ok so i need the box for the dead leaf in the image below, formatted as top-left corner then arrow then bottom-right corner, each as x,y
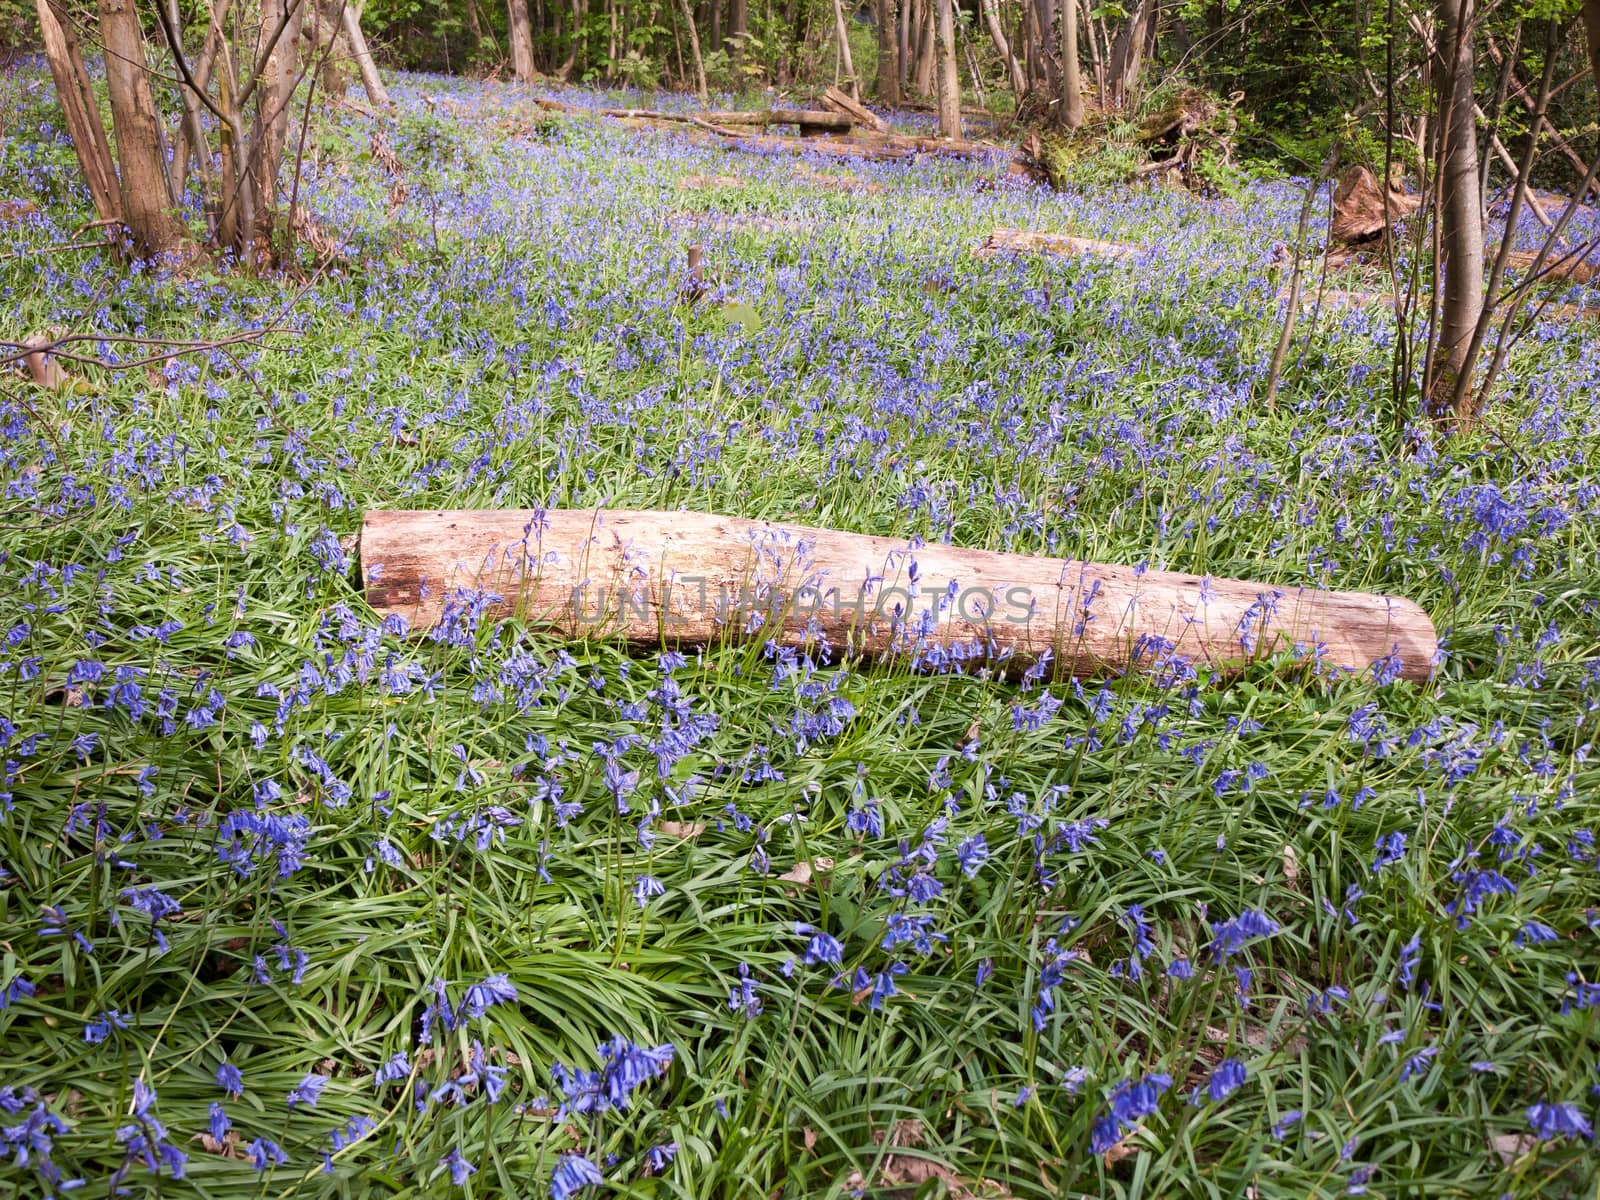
194,1129 -> 248,1159
1491,1132 -> 1536,1166
1281,844 -> 1300,888
658,820 -> 707,839
802,1126 -> 817,1152
889,1118 -> 924,1148
778,856 -> 833,886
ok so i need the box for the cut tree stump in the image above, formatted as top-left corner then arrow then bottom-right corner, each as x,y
359,509 -> 1437,682
1330,165 -> 1421,245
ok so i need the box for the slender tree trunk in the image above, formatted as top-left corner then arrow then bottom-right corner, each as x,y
98,0 -> 187,254
877,0 -> 900,103
1429,0 -> 1484,425
252,0 -> 305,244
1060,0 -> 1084,127
934,0 -> 959,136
709,0 -> 721,51
897,0 -> 911,92
34,0 -> 122,228
1584,0 -> 1600,94
914,0 -> 935,94
344,1 -> 392,104
171,6 -> 223,200
508,0 -> 536,79
1107,0 -> 1153,106
677,0 -> 708,98
1031,0 -> 1058,99
1083,0 -> 1105,103
832,0 -> 858,100
980,0 -> 1025,97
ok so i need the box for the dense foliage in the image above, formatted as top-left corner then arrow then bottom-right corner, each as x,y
2,61 -> 1600,1198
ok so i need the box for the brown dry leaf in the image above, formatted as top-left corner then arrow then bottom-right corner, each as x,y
1281,844 -> 1300,888
802,1126 -> 817,1153
195,1129 -> 248,1159
778,856 -> 833,886
658,820 -> 707,839
1491,1132 -> 1536,1166
960,716 -> 981,746
888,1118 -> 925,1148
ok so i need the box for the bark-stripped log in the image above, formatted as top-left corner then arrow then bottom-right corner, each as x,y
360,509 -> 1437,683
973,228 -> 1143,260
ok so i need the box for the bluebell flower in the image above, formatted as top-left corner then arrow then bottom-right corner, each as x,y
644,1141 -> 678,1174
1371,831 -> 1407,873
1207,909 -> 1280,959
248,1137 -> 287,1172
1204,1058 -> 1246,1102
728,963 -> 762,1019
287,1073 -> 328,1108
462,973 -> 519,1018
216,1061 -> 244,1098
373,1051 -> 412,1089
1399,1046 -> 1437,1081
550,1151 -> 604,1199
440,1147 -> 477,1185
1272,1111 -> 1302,1140
1526,1102 -> 1594,1141
632,874 -> 665,908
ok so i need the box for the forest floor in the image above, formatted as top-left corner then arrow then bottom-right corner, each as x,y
2,66 -> 1599,1199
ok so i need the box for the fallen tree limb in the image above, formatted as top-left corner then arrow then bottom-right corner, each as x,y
972,228 -> 1142,260
1282,286 -> 1598,324
818,85 -> 892,134
359,509 -> 1437,683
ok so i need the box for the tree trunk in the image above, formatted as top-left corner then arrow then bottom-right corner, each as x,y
34,0 -> 122,228
677,0 -> 709,98
98,0 -> 186,254
730,0 -> 747,51
709,0 -> 721,51
877,0 -> 899,104
1583,0 -> 1600,95
897,0 -> 911,93
979,0 -> 1025,98
913,0 -> 935,94
252,0 -> 305,244
508,0 -> 536,79
171,2 -> 223,200
359,508 -> 1439,683
1107,0 -> 1154,106
343,1 -> 392,105
934,0 -> 959,136
1429,0 -> 1484,425
1060,0 -> 1084,127
832,0 -> 858,100
1030,0 -> 1058,99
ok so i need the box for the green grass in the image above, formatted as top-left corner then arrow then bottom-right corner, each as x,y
0,64 -> 1597,1200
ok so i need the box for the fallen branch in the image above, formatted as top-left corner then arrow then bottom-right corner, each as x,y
818,85 -> 892,134
972,228 -> 1142,260
359,508 -> 1437,683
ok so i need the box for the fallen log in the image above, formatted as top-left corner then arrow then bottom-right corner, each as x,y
359,509 -> 1436,683
531,97 -> 853,133
818,85 -> 892,134
1284,286 -> 1599,324
1501,246 -> 1597,286
973,228 -> 1142,260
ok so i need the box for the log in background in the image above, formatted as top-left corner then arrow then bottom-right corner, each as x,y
360,509 -> 1437,682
